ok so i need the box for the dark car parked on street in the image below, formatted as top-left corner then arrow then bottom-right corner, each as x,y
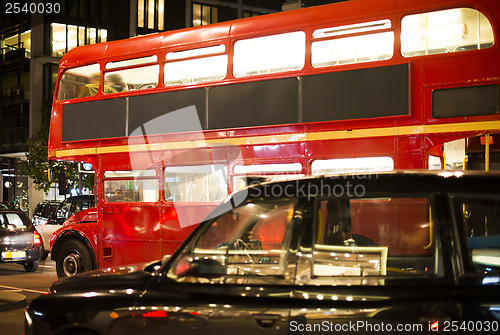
1,209 -> 42,272
32,201 -> 62,226
25,172 -> 500,334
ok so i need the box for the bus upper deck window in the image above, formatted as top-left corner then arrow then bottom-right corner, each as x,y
164,45 -> 227,86
105,55 -> 157,70
104,65 -> 159,92
57,63 -> 100,101
104,56 -> 159,93
233,31 -> 305,78
311,19 -> 394,68
401,8 -> 494,57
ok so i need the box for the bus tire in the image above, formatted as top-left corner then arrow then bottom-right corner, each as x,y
56,239 -> 93,278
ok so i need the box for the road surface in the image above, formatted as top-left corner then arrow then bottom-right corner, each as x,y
0,260 -> 58,335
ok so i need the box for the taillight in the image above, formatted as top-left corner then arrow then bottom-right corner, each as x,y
142,310 -> 168,318
34,230 -> 42,245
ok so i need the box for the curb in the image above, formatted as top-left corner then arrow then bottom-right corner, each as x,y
0,291 -> 27,312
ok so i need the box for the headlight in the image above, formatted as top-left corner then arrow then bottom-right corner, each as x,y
25,310 -> 32,326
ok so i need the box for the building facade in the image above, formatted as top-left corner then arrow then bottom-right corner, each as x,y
0,0 -> 285,214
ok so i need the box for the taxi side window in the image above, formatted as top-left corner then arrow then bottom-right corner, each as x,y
172,200 -> 296,283
454,197 -> 500,272
301,197 -> 437,285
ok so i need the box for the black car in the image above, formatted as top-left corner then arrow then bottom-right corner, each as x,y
32,195 -> 95,226
26,172 -> 500,334
32,201 -> 61,226
55,195 -> 95,221
1,209 -> 42,272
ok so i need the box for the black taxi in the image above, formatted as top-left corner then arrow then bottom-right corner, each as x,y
26,172 -> 500,334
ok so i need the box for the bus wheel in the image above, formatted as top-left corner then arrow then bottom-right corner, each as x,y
56,239 -> 93,278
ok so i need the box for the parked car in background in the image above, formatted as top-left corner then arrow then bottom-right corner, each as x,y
33,195 -> 94,260
0,209 -> 42,272
32,201 -> 61,226
0,202 -> 22,211
25,172 -> 500,334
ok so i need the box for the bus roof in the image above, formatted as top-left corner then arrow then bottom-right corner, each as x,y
58,0 -> 498,70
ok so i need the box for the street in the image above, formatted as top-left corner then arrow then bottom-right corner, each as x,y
0,260 -> 58,335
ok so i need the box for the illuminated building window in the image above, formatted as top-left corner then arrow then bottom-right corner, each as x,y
138,0 -> 144,27
193,3 -> 218,27
51,23 -> 107,57
401,8 -> 494,57
138,0 -> 165,30
1,30 -> 31,58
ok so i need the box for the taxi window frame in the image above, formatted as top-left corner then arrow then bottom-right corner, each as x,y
165,197 -> 303,284
449,193 -> 500,276
298,192 -> 447,285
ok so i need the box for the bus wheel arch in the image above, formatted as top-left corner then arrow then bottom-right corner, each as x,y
52,233 -> 97,278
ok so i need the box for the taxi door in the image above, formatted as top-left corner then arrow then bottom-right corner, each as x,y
290,195 -> 462,334
134,199 -> 305,335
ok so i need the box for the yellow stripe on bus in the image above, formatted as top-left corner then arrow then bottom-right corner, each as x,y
52,120 -> 500,159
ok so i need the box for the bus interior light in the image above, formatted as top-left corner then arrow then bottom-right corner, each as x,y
402,24 -> 466,42
312,31 -> 394,67
166,44 -> 226,61
313,19 -> 392,39
233,163 -> 303,175
106,55 -> 158,70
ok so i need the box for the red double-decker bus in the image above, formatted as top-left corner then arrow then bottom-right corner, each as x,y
49,0 -> 500,277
